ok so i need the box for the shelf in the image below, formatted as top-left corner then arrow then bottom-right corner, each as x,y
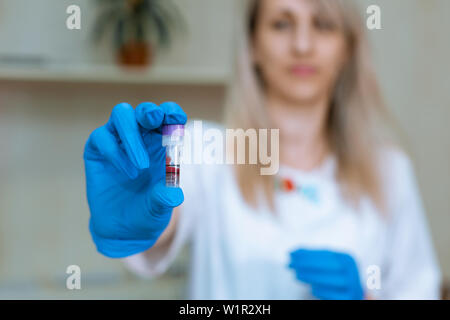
0,64 -> 230,85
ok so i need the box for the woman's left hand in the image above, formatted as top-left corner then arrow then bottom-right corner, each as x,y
288,249 -> 365,300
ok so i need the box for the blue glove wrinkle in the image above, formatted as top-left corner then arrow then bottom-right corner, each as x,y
89,220 -> 155,258
108,103 -> 149,169
289,249 -> 343,272
311,284 -> 348,300
293,268 -> 350,288
160,101 -> 188,124
136,102 -> 165,130
146,184 -> 184,219
87,126 -> 139,179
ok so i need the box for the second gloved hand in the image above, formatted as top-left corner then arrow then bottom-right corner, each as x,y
288,248 -> 365,300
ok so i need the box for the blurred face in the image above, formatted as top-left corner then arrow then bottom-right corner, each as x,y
252,0 -> 348,105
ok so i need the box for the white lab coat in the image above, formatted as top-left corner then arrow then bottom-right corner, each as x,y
123,121 -> 441,299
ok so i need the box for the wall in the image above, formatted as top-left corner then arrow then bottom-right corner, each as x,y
361,0 -> 450,278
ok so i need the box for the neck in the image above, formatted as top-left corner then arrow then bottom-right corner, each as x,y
266,92 -> 330,171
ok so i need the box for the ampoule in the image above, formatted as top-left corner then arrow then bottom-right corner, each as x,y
162,124 -> 185,187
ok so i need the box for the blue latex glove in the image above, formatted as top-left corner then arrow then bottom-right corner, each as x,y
83,101 -> 187,258
288,249 -> 364,300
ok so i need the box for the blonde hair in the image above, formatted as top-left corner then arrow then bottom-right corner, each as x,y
224,0 -> 399,213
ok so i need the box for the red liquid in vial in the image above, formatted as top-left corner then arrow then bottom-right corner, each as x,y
165,155 -> 180,187
166,165 -> 180,187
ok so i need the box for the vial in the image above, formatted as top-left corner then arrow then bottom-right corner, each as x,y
162,124 -> 184,188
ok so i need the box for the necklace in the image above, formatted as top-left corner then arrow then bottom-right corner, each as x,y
274,176 -> 320,204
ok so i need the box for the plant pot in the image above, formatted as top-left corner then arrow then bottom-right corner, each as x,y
118,41 -> 153,67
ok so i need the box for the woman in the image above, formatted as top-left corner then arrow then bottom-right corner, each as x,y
83,0 -> 441,299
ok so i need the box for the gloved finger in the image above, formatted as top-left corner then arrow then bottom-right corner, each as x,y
87,126 -> 139,179
146,183 -> 184,217
135,102 -> 165,130
292,268 -> 349,288
289,249 -> 343,272
160,101 -> 188,125
135,102 -> 166,166
310,284 -> 349,300
107,102 -> 150,170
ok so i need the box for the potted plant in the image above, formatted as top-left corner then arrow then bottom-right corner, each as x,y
92,0 -> 184,67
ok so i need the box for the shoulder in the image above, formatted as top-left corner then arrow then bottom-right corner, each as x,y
377,146 -> 415,183
376,146 -> 424,220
